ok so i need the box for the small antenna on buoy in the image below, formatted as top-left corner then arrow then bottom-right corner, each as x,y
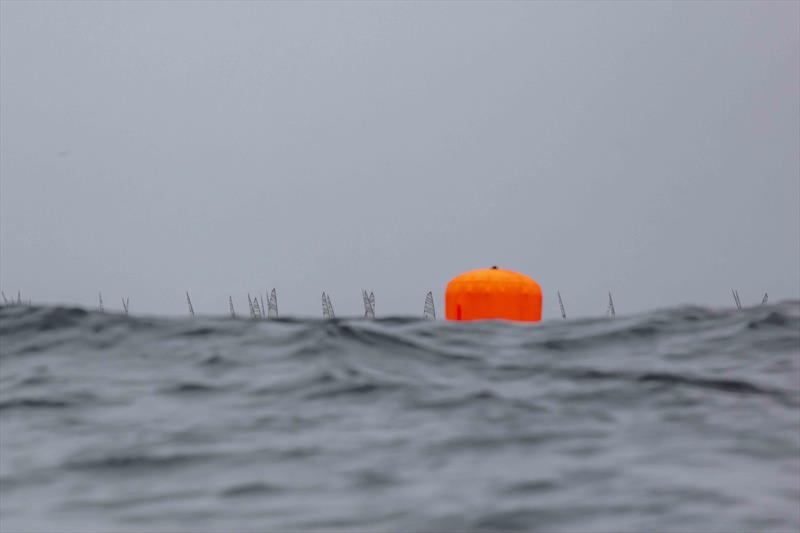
268,289 -> 278,319
322,292 -> 335,319
186,291 -> 195,317
98,292 -> 104,312
122,297 -> 129,315
761,292 -> 768,306
247,294 -> 255,319
362,289 -> 375,318
557,290 -> 566,319
606,292 -> 615,319
252,295 -> 263,318
732,289 -> 742,310
229,296 -> 236,318
424,291 -> 436,320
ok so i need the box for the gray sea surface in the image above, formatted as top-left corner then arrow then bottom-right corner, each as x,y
1,302 -> 798,532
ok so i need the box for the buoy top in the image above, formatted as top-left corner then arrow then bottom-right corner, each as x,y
445,267 -> 542,322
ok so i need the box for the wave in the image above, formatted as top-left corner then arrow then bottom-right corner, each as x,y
63,451 -> 220,472
0,397 -> 73,411
1,300 -> 797,348
1,301 -> 797,411
1,301 -> 798,532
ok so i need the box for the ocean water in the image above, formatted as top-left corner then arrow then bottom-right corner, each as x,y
1,302 -> 798,532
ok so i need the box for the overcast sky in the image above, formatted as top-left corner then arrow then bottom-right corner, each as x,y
1,1 -> 798,319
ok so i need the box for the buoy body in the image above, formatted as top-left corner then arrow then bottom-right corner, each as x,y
445,268 -> 542,322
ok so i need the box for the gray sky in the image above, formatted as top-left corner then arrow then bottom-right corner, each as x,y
1,1 -> 798,318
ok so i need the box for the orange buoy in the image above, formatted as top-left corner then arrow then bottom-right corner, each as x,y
445,267 -> 542,322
